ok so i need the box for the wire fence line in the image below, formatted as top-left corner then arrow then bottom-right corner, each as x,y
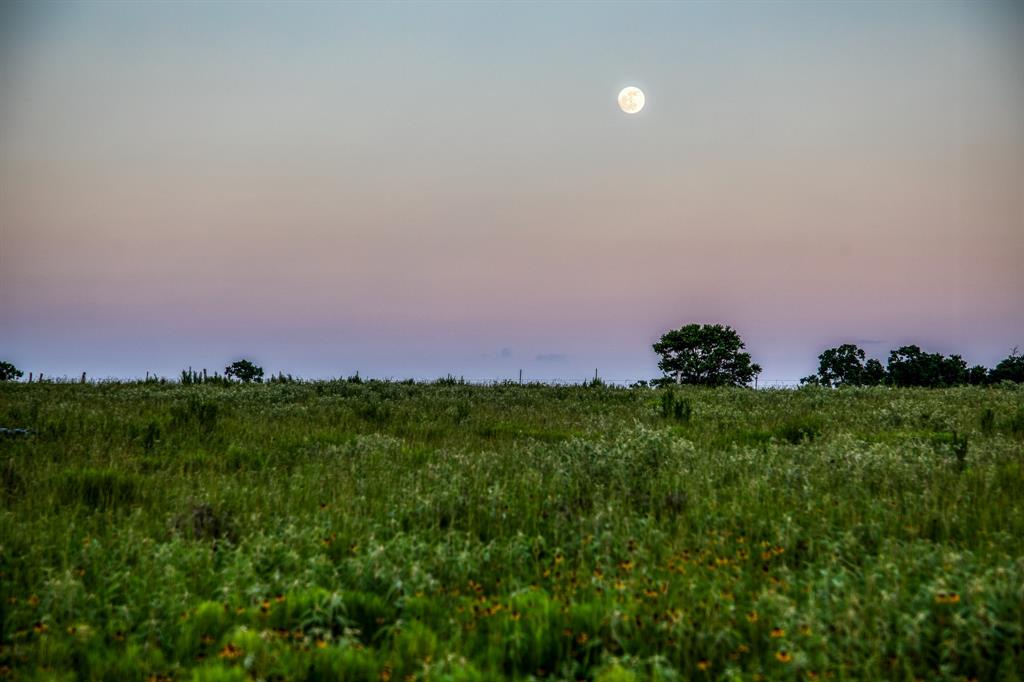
12,371 -> 807,388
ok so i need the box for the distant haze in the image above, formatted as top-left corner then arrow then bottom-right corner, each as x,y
2,1 -> 1022,382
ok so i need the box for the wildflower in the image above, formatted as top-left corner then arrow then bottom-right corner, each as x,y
697,660 -> 710,671
614,580 -> 626,591
218,643 -> 243,660
800,624 -> 812,636
235,607 -> 245,615
28,595 -> 40,606
113,630 -> 125,641
771,627 -> 786,638
316,639 -> 327,649
200,634 -> 214,645
746,611 -> 759,623
562,628 -> 573,638
380,666 -> 392,681
776,650 -> 793,663
554,553 -> 564,565
260,599 -> 271,613
737,644 -> 750,654
576,632 -> 589,645
510,610 -> 521,621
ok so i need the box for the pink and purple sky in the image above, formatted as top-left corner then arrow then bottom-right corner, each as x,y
1,1 -> 1022,382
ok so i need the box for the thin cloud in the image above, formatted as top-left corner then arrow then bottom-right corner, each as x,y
535,353 -> 568,363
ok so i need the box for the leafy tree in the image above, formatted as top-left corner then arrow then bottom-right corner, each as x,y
939,354 -> 968,386
966,365 -> 989,385
864,359 -> 886,385
224,359 -> 264,384
886,346 -> 940,387
815,344 -> 866,387
802,344 -> 885,387
886,345 -> 969,387
0,361 -> 24,382
990,348 -> 1024,384
652,323 -> 761,387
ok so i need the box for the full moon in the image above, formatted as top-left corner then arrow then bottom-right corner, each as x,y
618,86 -> 645,114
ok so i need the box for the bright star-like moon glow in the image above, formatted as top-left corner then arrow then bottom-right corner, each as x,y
618,86 -> 645,114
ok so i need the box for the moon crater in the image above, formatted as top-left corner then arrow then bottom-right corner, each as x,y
618,86 -> 645,114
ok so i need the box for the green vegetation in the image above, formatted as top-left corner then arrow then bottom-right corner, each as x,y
2,381 -> 1023,680
801,345 -> 1023,388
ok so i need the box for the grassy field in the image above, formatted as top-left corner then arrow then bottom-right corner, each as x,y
1,381 -> 1023,681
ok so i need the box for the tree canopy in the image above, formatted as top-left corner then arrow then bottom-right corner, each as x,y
652,324 -> 761,387
224,359 -> 264,383
0,361 -> 23,382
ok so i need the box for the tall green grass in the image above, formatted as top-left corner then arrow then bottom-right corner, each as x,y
1,382 -> 1022,680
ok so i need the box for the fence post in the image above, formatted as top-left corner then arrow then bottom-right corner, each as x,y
28,372 -> 32,383
81,372 -> 86,384
519,369 -> 522,385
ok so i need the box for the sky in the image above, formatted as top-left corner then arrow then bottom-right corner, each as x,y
1,1 -> 1022,383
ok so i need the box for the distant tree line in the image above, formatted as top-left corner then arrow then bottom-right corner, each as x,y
651,323 -> 1023,388
3,332 -> 1024,388
800,344 -> 1024,387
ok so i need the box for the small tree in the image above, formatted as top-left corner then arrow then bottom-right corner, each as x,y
225,359 -> 264,384
887,346 -> 938,387
815,344 -> 866,387
802,344 -> 886,387
863,359 -> 886,385
0,361 -> 24,382
966,365 -> 989,385
939,354 -> 968,386
885,345 -> 970,387
990,348 -> 1024,384
652,323 -> 761,387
